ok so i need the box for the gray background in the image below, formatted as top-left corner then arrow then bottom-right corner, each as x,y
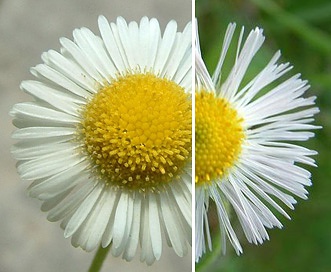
0,0 -> 192,271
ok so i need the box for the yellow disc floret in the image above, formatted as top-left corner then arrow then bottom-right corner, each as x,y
195,90 -> 244,186
79,73 -> 191,192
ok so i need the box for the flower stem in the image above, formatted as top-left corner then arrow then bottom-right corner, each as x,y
196,232 -> 222,272
88,245 -> 110,272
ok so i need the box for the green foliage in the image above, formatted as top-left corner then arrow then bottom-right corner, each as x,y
196,0 -> 331,271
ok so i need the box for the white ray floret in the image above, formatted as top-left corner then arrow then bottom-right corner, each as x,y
195,22 -> 319,261
11,16 -> 192,265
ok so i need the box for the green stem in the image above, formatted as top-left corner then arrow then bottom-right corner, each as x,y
196,233 -> 222,272
88,245 -> 110,272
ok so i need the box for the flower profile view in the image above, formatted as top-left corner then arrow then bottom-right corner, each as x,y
11,16 -> 192,265
195,23 -> 319,261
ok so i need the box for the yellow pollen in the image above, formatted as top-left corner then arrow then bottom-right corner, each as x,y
79,73 -> 191,191
195,90 -> 245,186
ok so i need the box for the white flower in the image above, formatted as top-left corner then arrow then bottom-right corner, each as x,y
11,16 -> 192,265
195,23 -> 319,261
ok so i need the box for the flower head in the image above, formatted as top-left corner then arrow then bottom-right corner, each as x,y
195,23 -> 319,261
11,16 -> 192,265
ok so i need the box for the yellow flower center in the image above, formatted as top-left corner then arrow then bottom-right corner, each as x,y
79,73 -> 191,192
195,90 -> 244,186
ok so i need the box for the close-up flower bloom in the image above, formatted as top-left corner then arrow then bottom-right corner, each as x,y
195,23 -> 319,261
11,16 -> 192,265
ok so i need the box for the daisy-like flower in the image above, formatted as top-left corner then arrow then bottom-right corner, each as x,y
11,16 -> 192,265
195,23 -> 319,261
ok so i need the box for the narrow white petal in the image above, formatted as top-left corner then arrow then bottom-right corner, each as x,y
146,18 -> 160,69
137,17 -> 150,69
73,28 -> 117,80
101,191 -> 120,247
17,148 -> 83,180
21,80 -> 82,116
28,160 -> 89,199
60,36 -> 104,82
70,189 -> 111,250
163,22 -> 192,81
212,23 -> 236,85
85,189 -> 114,251
148,193 -> 162,260
140,198 -> 155,264
12,142 -> 73,160
40,189 -> 72,213
170,181 -> 192,227
98,15 -> 126,72
46,180 -> 95,221
12,126 -> 75,140
221,27 -> 265,101
159,192 -> 186,257
128,21 -> 140,68
240,161 -> 297,209
173,50 -> 192,87
195,51 -> 215,92
153,20 -> 177,74
112,191 -> 129,249
235,167 -> 291,219
11,102 -> 79,126
64,183 -> 103,238
44,50 -> 98,93
210,185 -> 243,254
31,64 -> 92,98
123,193 -> 142,261
195,187 -> 208,261
116,17 -> 136,70
111,193 -> 134,257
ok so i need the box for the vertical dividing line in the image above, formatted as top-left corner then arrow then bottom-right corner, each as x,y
191,1 -> 196,271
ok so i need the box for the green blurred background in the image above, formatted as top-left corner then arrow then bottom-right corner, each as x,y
196,0 -> 331,271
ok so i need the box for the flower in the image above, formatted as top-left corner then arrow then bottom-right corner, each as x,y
11,16 -> 192,265
195,23 -> 319,261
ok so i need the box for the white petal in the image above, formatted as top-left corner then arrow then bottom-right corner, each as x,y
148,193 -> 162,260
98,15 -> 126,72
11,102 -> 79,126
153,20 -> 177,74
170,181 -> 191,227
140,198 -> 155,264
60,36 -> 104,82
112,192 -> 134,257
43,50 -> 98,93
28,160 -> 89,199
159,192 -> 186,257
221,27 -> 265,101
210,185 -> 243,254
137,17 -> 150,69
20,80 -> 82,116
116,17 -> 135,70
46,179 -> 94,221
146,18 -> 161,69
101,190 -> 120,248
162,22 -> 191,81
82,189 -> 113,251
73,28 -> 117,80
122,193 -> 142,261
31,64 -> 91,98
12,127 -> 75,140
40,189 -> 73,213
17,148 -> 83,180
64,183 -> 103,238
12,142 -> 72,160
112,191 -> 129,249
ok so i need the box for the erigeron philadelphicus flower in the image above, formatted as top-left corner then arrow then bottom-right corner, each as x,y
195,23 -> 319,261
11,16 -> 192,265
